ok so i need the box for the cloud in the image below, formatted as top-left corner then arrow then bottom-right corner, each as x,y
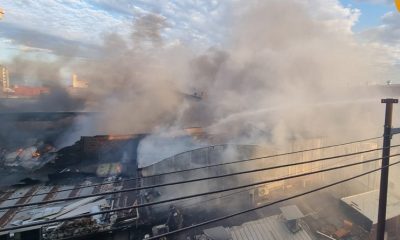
0,0 -> 363,57
1,0 -> 396,85
0,0 -> 226,56
304,0 -> 361,33
361,11 -> 400,44
0,22 -> 98,57
354,0 -> 393,4
357,10 -> 400,80
1,0 -> 129,41
0,0 -> 129,55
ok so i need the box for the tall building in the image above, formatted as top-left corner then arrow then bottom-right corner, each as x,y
0,65 -> 10,92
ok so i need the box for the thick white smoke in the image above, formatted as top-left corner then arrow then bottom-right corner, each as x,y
55,0 -> 388,165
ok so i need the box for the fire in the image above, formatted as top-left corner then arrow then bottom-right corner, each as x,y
107,135 -> 134,141
32,151 -> 41,158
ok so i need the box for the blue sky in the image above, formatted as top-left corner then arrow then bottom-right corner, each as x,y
0,1 -> 397,53
0,1 -> 227,60
0,0 -> 399,81
340,0 -> 393,31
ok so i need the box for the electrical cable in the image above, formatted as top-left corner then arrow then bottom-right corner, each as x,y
0,152 -> 397,232
173,153 -> 361,210
147,158 -> 400,240
0,144 -> 390,211
1,135 -> 381,201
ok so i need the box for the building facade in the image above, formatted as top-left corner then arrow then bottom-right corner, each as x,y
0,65 -> 10,93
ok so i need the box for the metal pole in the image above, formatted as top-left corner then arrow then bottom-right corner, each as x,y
377,98 -> 398,240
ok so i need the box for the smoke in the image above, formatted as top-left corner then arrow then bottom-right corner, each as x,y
131,13 -> 168,48
137,128 -> 207,168
68,14 -> 191,135
0,56 -> 86,153
7,56 -> 64,86
1,1 -> 393,222
3,55 -> 86,111
3,1 -> 387,165
185,0 -> 383,146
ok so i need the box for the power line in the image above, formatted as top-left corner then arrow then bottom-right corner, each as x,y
138,136 -> 382,176
2,135 -> 381,201
172,153 -> 361,210
147,158 -> 400,240
0,153 -> 397,232
0,145 -> 390,211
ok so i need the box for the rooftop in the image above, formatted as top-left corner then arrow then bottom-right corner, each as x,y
202,206 -> 313,240
0,176 -> 138,238
341,189 -> 400,224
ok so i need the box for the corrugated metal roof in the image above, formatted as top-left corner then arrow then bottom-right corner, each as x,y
29,187 -> 51,204
79,186 -> 94,196
230,215 -> 313,240
0,183 -> 104,229
0,176 -> 138,236
58,199 -> 108,219
31,207 -> 62,220
204,214 -> 313,240
0,188 -> 30,208
48,196 -> 103,219
53,186 -> 72,200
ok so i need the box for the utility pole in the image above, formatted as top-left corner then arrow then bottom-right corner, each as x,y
377,98 -> 398,240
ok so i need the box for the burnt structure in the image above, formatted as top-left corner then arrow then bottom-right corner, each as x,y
0,133 -> 388,240
0,134 -> 146,240
51,134 -> 145,177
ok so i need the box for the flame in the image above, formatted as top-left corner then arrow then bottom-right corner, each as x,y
32,151 -> 41,158
107,135 -> 134,140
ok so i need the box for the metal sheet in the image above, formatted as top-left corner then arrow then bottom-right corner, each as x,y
225,215 -> 312,240
29,187 -> 52,204
56,199 -> 108,219
49,196 -> 103,219
53,186 -> 72,200
279,205 -> 305,220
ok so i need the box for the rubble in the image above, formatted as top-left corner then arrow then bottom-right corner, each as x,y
0,131 -> 395,240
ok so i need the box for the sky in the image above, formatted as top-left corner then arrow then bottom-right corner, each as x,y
341,0 -> 393,31
0,0 -> 399,82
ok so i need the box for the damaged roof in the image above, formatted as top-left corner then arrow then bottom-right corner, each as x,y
0,179 -> 118,234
